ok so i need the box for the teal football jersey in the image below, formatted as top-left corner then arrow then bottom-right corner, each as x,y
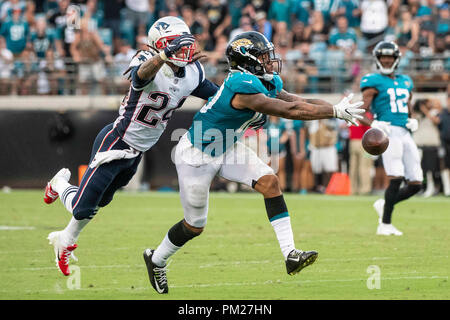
360,73 -> 414,128
265,119 -> 287,154
188,71 -> 283,156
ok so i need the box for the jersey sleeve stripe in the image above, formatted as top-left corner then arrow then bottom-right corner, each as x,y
194,61 -> 205,86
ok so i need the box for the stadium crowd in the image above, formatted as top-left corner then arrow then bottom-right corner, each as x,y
0,0 -> 448,95
0,0 -> 449,196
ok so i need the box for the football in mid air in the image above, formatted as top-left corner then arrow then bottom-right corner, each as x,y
362,128 -> 389,155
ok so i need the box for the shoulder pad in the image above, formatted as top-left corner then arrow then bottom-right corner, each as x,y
129,50 -> 154,68
225,72 -> 266,94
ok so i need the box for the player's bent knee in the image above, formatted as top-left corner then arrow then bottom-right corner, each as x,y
256,174 -> 281,196
186,184 -> 209,208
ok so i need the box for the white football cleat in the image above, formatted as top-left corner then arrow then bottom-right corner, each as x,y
47,231 -> 78,276
376,223 -> 403,236
44,168 -> 71,204
373,198 -> 385,224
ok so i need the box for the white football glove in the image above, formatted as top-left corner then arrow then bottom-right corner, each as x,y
371,120 -> 391,135
333,93 -> 365,126
406,118 -> 419,132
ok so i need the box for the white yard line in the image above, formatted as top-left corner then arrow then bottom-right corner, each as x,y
3,254 -> 447,272
0,275 -> 447,294
0,226 -> 35,230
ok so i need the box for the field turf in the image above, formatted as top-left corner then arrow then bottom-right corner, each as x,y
0,190 -> 448,300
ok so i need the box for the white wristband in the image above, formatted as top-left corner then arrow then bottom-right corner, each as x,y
159,51 -> 169,61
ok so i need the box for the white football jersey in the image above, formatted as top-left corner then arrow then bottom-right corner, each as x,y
113,50 -> 206,152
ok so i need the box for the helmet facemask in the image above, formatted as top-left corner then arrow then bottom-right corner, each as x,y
152,34 -> 196,67
373,45 -> 401,75
257,46 -> 282,81
232,43 -> 282,81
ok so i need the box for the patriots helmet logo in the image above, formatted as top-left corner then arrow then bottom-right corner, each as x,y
155,22 -> 170,33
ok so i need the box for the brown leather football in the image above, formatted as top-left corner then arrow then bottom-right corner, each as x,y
362,128 -> 389,155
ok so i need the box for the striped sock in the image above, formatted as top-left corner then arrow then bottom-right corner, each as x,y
60,185 -> 78,214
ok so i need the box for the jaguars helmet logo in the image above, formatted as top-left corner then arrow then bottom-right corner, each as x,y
230,38 -> 253,54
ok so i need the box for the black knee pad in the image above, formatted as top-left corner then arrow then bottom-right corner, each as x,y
168,220 -> 202,247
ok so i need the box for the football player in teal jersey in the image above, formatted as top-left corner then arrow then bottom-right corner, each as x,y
359,41 -> 423,236
143,31 -> 365,294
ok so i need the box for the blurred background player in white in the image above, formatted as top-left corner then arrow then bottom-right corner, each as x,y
142,31 -> 365,294
43,16 -> 218,276
359,41 -> 423,236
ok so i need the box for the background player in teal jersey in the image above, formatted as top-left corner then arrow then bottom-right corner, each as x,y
266,116 -> 289,191
143,31 -> 365,294
359,41 -> 423,236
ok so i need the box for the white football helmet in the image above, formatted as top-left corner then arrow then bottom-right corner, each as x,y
147,16 -> 196,67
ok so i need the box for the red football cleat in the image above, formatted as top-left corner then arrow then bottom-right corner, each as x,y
44,182 -> 59,204
43,168 -> 71,204
48,231 -> 78,276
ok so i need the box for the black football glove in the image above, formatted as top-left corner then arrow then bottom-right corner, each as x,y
163,34 -> 195,59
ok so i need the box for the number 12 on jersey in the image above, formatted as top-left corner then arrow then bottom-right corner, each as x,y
387,88 -> 409,114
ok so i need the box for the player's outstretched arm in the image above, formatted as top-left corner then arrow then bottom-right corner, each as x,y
277,89 -> 333,108
137,34 -> 196,80
136,53 -> 166,80
232,92 -> 364,125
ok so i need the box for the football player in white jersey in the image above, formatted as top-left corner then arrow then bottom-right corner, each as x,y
43,16 -> 219,276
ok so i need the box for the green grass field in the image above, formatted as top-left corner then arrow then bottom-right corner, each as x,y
0,190 -> 448,300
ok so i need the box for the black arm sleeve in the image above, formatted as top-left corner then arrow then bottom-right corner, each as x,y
190,79 -> 219,100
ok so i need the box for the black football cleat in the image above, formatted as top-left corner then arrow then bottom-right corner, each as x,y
143,249 -> 168,294
285,249 -> 318,275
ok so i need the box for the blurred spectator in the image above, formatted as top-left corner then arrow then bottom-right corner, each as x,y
228,0 -> 249,29
307,119 -> 339,193
30,17 -> 56,94
247,0 -> 271,14
438,93 -> 450,196
360,0 -> 389,51
100,0 -> 124,54
328,15 -> 358,55
48,0 -> 78,94
435,3 -> 449,38
330,0 -> 361,28
291,0 -> 313,26
181,5 -> 205,38
0,0 -> 26,22
265,116 -> 289,191
268,0 -> 291,46
311,0 -> 334,24
287,119 -> 307,193
348,120 -> 373,195
203,34 -> 228,84
13,42 -> 38,95
124,0 -> 154,34
289,21 -> 312,48
0,36 -> 13,95
113,39 -> 136,93
70,18 -> 112,95
395,6 -> 419,50
0,8 -> 29,56
229,15 -> 254,40
254,11 -> 272,42
203,0 -> 231,51
406,0 -> 421,17
413,98 -> 442,197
